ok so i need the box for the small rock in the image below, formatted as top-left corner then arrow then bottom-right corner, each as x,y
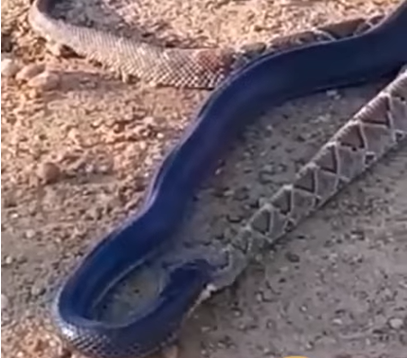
326,89 -> 341,99
233,187 -> 249,201
98,164 -> 111,174
265,319 -> 276,329
1,294 -> 10,310
258,171 -> 273,184
227,212 -> 243,223
388,317 -> 404,330
332,318 -> 343,326
258,164 -> 276,184
31,338 -> 48,353
37,162 -> 61,184
255,292 -> 263,302
25,229 -> 36,239
350,229 -> 365,241
162,345 -> 178,358
251,24 -> 264,32
1,32 -> 13,53
2,195 -> 16,208
232,309 -> 242,317
16,63 -> 45,82
304,341 -> 314,350
1,57 -> 20,78
261,289 -> 275,302
27,71 -> 60,91
30,284 -> 45,297
138,141 -> 147,150
285,251 -> 300,263
143,116 -> 156,126
240,42 -> 267,58
4,255 -> 14,265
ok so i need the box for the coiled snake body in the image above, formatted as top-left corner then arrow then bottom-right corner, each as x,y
28,1 -> 407,357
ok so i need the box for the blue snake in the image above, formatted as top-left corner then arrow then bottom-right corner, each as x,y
38,2 -> 406,357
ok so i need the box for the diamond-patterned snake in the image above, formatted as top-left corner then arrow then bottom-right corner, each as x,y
27,1 -> 407,358
30,0 -> 388,88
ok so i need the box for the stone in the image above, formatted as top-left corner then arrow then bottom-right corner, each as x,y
25,229 -> 36,239
388,317 -> 404,330
1,57 -> 20,78
27,71 -> 61,91
285,251 -> 300,263
1,294 -> 9,310
161,345 -> 178,358
16,63 -> 45,82
37,162 -> 61,184
4,255 -> 13,265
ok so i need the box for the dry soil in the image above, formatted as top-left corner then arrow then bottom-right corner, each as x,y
1,0 -> 406,357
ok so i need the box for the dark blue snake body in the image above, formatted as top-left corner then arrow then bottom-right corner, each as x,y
53,2 -> 407,357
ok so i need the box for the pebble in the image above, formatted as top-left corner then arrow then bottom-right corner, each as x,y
16,63 -> 45,82
30,284 -> 45,298
300,305 -> 308,312
285,251 -> 300,263
240,42 -> 267,58
255,292 -> 263,303
227,212 -> 243,223
1,57 -> 20,78
1,294 -> 9,310
258,171 -> 273,184
162,345 -> 178,358
332,318 -> 343,326
98,164 -> 111,174
258,164 -> 276,184
350,229 -> 365,241
260,289 -> 275,302
27,71 -> 61,91
25,229 -> 36,239
37,162 -> 61,184
233,187 -> 249,201
1,32 -> 13,52
388,317 -> 404,330
143,116 -> 156,126
4,255 -> 13,265
326,89 -> 341,99
265,319 -> 275,329
2,195 -> 16,208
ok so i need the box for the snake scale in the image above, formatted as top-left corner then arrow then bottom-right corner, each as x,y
27,0 -> 407,357
29,0 -> 387,88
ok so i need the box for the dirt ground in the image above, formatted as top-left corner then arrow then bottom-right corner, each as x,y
1,0 -> 406,357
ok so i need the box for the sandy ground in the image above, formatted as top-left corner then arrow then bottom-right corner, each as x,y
1,0 -> 406,357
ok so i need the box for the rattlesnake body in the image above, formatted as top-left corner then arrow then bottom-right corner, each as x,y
216,67 -> 407,290
29,0 -> 385,88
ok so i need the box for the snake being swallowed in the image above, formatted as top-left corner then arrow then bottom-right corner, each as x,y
30,0 -> 386,88
27,1 -> 407,358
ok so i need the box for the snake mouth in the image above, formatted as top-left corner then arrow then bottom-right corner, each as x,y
53,259 -> 214,358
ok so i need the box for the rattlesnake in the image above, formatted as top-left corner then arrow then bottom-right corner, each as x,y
215,67 -> 407,290
28,0 -> 386,88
